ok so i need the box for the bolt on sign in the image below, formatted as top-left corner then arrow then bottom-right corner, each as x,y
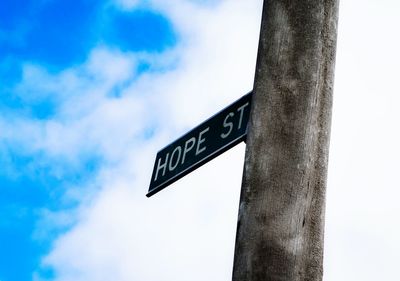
147,92 -> 252,197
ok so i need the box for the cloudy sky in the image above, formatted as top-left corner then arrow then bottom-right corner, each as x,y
1,0 -> 399,280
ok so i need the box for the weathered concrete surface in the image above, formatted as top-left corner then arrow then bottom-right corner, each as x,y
232,1 -> 339,280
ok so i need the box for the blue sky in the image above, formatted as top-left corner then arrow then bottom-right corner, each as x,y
2,1 -> 400,281
1,2 -> 255,279
0,1 -> 177,280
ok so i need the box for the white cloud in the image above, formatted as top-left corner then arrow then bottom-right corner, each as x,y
42,144 -> 246,281
2,47 -> 144,165
324,0 -> 400,280
12,1 -> 263,280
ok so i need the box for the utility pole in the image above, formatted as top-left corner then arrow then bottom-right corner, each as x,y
232,0 -> 339,280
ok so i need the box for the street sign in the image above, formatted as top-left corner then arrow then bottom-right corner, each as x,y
147,92 -> 252,197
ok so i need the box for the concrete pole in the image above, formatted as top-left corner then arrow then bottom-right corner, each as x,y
232,1 -> 339,280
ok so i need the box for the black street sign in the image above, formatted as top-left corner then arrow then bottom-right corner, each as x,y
147,92 -> 252,197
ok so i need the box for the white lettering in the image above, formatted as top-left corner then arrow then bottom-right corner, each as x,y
182,137 -> 196,164
237,102 -> 249,130
221,112 -> 234,139
169,146 -> 182,171
154,153 -> 169,181
196,127 -> 209,155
